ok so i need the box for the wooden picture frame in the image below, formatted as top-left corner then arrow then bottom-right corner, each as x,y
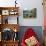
23,8 -> 37,18
2,10 -> 9,15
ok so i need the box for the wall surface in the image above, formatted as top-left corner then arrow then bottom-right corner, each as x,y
18,0 -> 44,26
0,0 -> 44,26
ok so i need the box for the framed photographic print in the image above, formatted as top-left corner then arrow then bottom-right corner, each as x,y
2,10 -> 9,15
10,11 -> 15,15
23,8 -> 37,18
9,10 -> 17,15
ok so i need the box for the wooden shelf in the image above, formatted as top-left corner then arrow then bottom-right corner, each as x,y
0,24 -> 19,32
0,7 -> 19,10
0,40 -> 19,46
0,7 -> 19,24
0,7 -> 19,16
0,7 -> 19,46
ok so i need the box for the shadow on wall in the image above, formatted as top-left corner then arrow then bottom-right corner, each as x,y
18,26 -> 43,44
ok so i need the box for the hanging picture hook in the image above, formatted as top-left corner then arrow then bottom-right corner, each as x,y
15,0 -> 17,7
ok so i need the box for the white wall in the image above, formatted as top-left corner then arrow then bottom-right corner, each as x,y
18,0 -> 44,26
0,0 -> 44,26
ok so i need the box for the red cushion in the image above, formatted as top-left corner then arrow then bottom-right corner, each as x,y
21,28 -> 41,46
